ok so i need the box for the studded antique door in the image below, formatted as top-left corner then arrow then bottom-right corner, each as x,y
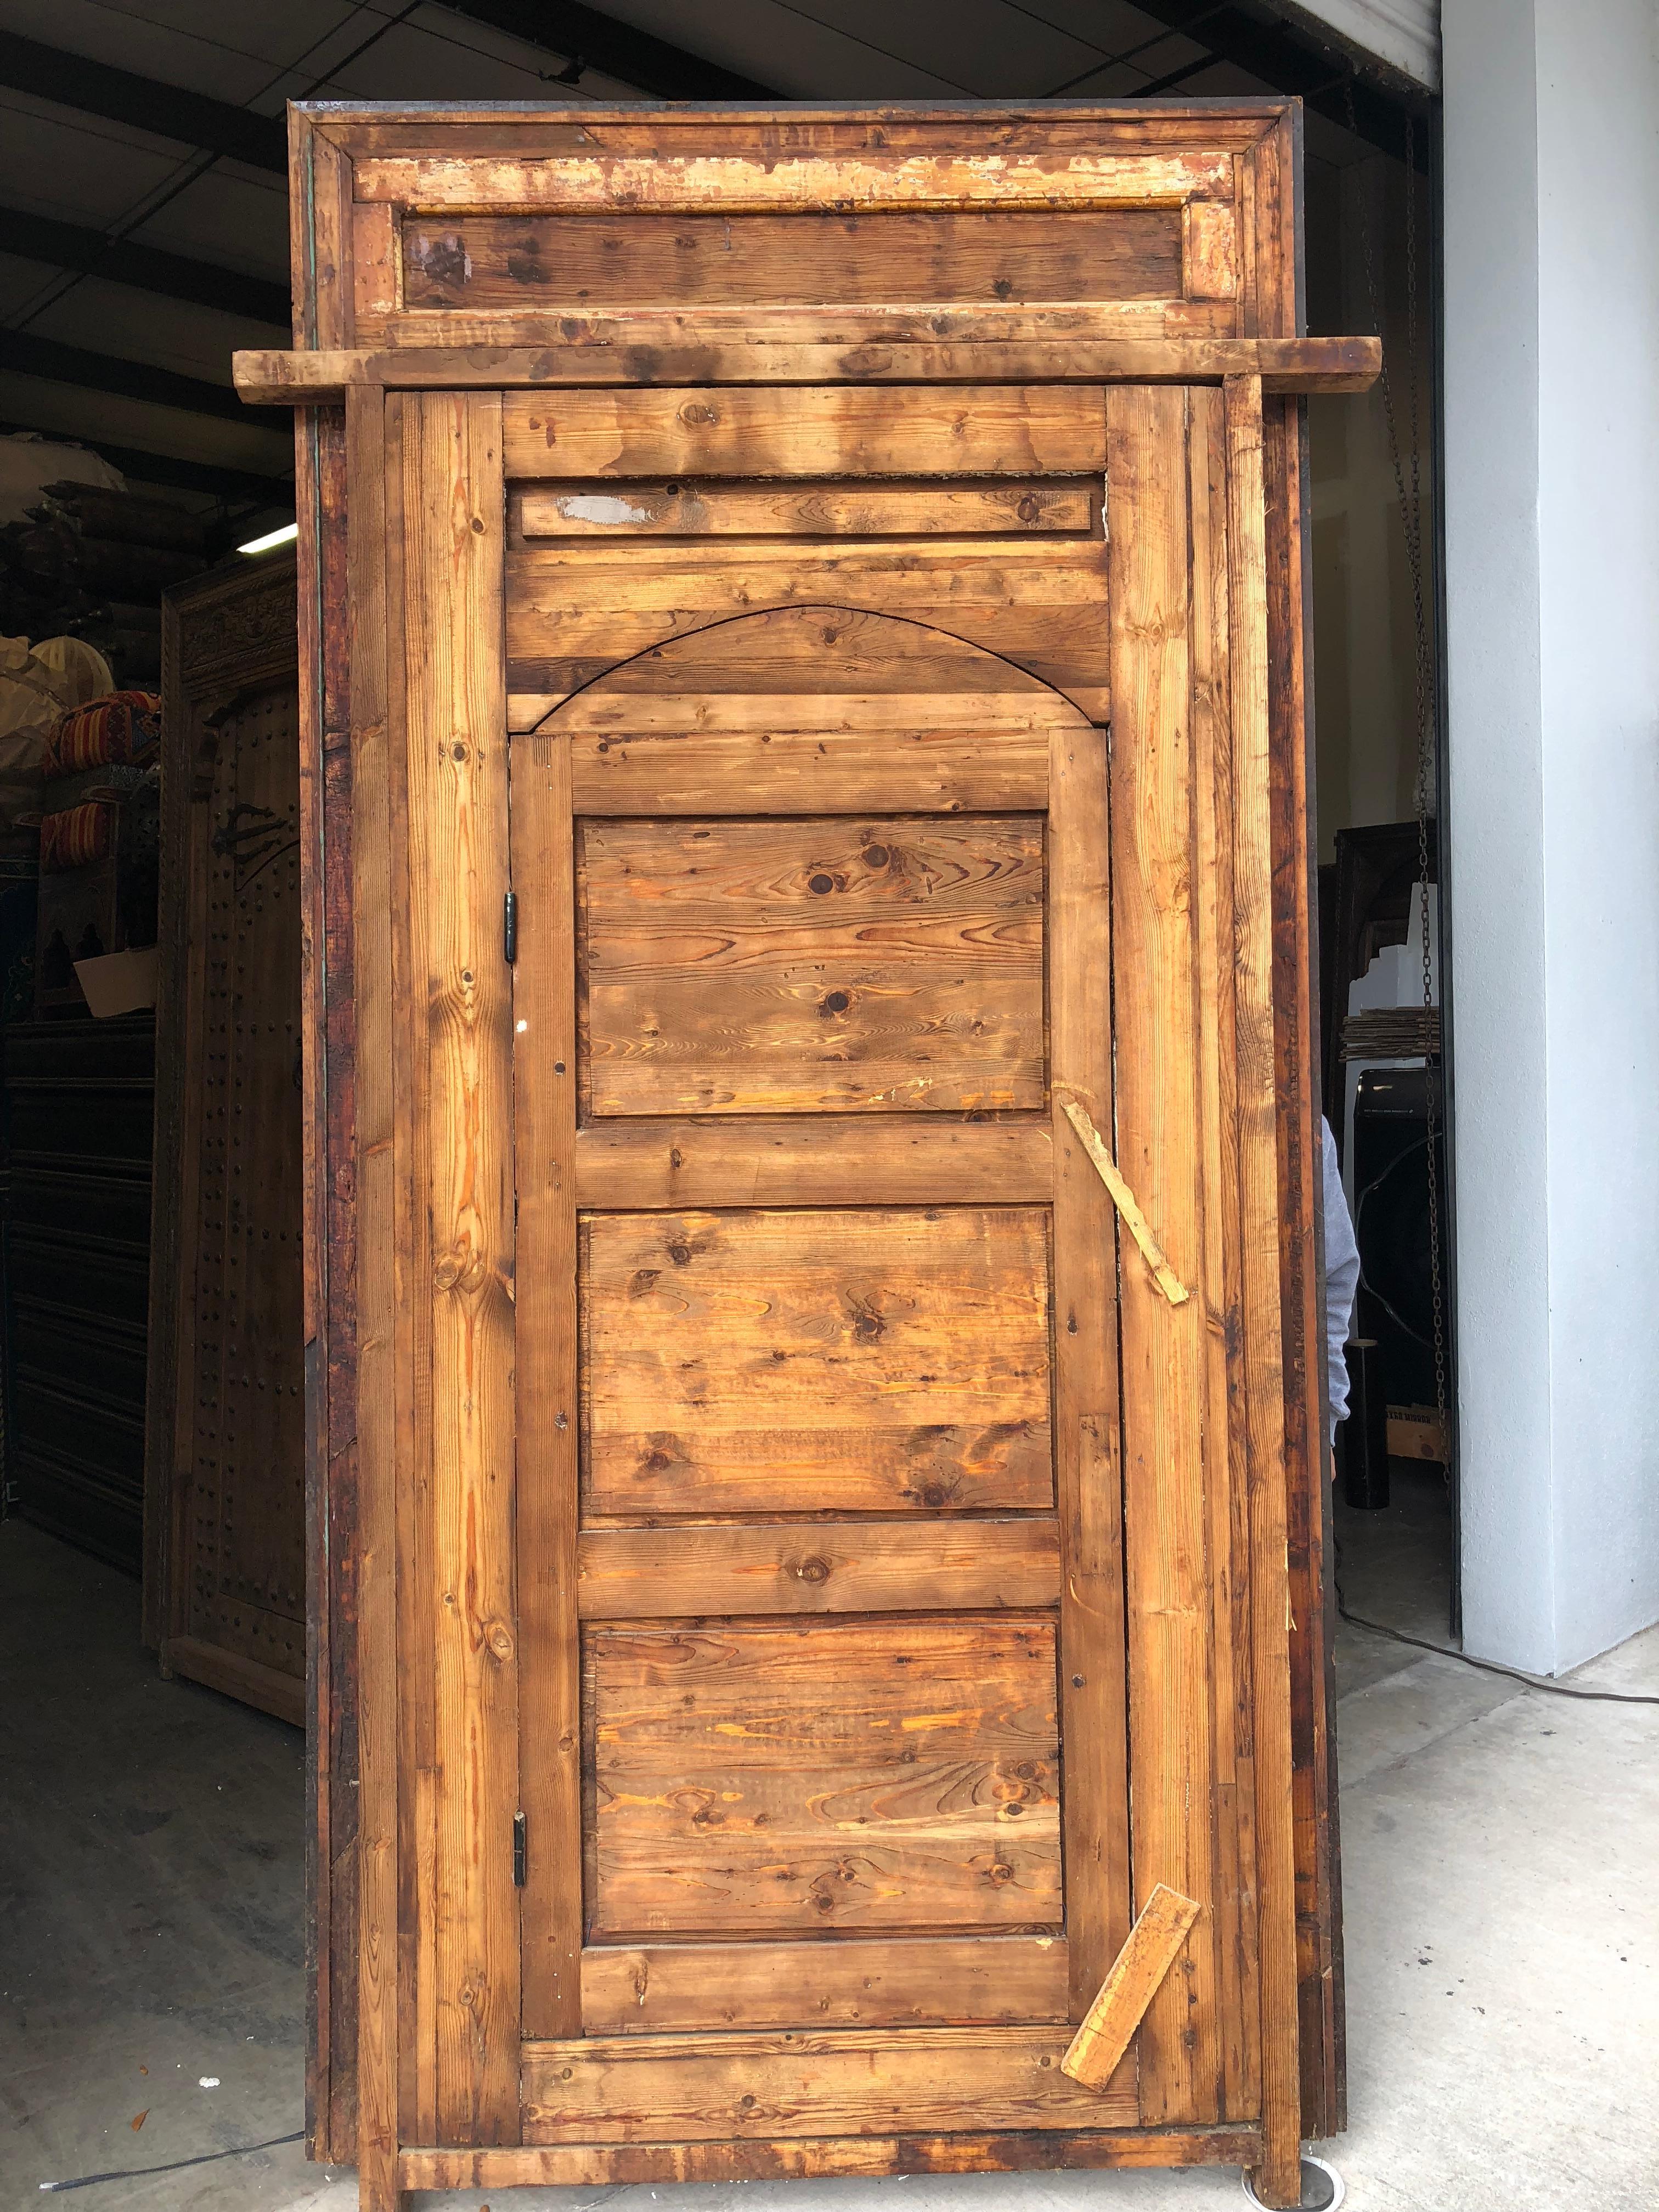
258,95 -> 1378,2212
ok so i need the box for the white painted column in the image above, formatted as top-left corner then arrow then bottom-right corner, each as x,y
1443,0 -> 1659,1671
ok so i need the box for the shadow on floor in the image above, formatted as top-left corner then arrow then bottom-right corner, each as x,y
3,1479 -> 1655,2212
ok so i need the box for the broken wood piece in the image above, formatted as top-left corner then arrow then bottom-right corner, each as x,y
1060,1883 -> 1203,2089
1058,1096 -> 1190,1305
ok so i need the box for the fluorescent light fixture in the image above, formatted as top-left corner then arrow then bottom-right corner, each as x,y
238,520 -> 299,555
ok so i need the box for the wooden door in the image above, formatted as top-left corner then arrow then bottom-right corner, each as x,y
343,371 -> 1297,2181
145,555 -> 304,1725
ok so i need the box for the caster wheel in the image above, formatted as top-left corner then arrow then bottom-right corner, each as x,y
1242,2152 -> 1345,2210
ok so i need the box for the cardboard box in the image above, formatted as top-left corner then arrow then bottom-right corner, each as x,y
74,944 -> 158,1018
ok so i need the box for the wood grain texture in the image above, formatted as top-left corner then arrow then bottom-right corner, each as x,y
576,1518 -> 1060,1618
357,146 -> 1233,211
400,2125 -> 1263,2190
572,1116 -> 1053,1210
580,1934 -> 1069,2033
511,726 -> 584,2040
344,382 -> 397,2198
567,726 -> 1049,816
399,391 -> 520,2145
406,209 -> 1182,309
503,387 -> 1105,478
1182,201 -> 1240,304
1047,716 -> 1132,2017
522,2027 -> 1132,2142
506,538 -> 1110,713
1062,1884 -> 1203,2089
1266,391 -> 1345,2140
578,816 -> 1046,1116
1188,384 -> 1261,2124
519,479 -> 1094,538
581,1207 -> 1053,1517
585,1618 -> 1062,1939
1105,384 -> 1221,2119
1224,373 -> 1300,2207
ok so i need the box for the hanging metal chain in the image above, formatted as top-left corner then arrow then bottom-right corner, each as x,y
1346,88 -> 1451,1464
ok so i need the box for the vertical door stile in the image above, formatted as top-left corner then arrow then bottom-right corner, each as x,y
1187,384 -> 1262,2120
399,391 -> 521,2147
1223,370 -> 1302,2207
346,380 -> 398,2210
514,721 -> 584,2039
1105,383 -> 1222,2124
1049,693 -> 1131,2017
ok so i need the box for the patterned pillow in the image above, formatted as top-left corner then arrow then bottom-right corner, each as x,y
44,691 -> 161,776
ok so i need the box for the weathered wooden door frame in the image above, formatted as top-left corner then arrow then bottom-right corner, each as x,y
260,93 -> 1368,2212
287,359 -> 1342,2212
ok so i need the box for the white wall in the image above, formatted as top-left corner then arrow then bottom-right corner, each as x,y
1443,0 -> 1659,1671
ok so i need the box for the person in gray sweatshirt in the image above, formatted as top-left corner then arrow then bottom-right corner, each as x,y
1322,1116 -> 1361,1444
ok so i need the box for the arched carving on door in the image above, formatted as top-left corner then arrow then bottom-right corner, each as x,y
518,594 -> 1108,733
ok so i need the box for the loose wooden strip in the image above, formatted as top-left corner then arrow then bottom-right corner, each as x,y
575,1517 -> 1061,1618
354,147 -> 1234,211
585,1617 -> 1062,1940
1059,1096 -> 1190,1305
522,2025 -> 1136,2142
410,210 -> 1181,312
518,479 -> 1094,537
580,1935 -> 1069,2034
581,1206 -> 1054,1516
400,2127 -> 1265,2190
1061,1885 -> 1204,2089
568,726 -> 1048,816
571,1116 -> 1053,1210
231,336 -> 1383,406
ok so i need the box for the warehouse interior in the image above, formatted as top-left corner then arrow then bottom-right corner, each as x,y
1,5 -> 1600,2210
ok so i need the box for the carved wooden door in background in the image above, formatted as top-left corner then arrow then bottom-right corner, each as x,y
146,555 -> 304,1725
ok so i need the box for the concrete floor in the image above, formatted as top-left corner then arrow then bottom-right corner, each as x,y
3,1472 -> 1656,2212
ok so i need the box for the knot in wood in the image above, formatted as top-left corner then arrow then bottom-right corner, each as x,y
433,1241 -> 489,1295
793,1555 -> 831,1584
483,1616 -> 515,1662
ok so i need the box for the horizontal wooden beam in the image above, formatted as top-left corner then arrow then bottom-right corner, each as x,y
0,29 -> 287,171
3,330 -> 287,429
398,2124 -> 1265,2188
1,204 -> 290,327
234,334 -> 1380,405
439,0 -> 777,99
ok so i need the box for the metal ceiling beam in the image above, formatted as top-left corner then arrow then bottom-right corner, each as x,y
0,329 -> 289,430
436,1 -> 777,100
0,417 -> 291,504
0,30 -> 287,172
2,207 -> 289,328
1112,3 -> 1431,167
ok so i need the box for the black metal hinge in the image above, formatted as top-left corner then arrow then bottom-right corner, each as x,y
504,888 -> 518,963
512,1810 -> 527,1887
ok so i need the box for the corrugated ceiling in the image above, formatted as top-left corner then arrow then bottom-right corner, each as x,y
0,0 -> 1429,535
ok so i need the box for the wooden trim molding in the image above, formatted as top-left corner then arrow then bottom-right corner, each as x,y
234,335 -> 1380,407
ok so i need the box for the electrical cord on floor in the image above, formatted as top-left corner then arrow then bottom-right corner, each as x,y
38,2131 -> 304,2193
1332,1536 -> 1659,1709
1336,1601 -> 1659,1705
